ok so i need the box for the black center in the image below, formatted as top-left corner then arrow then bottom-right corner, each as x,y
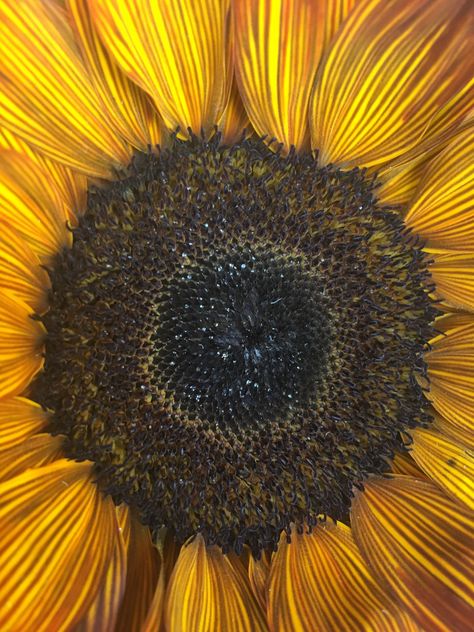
153,248 -> 330,428
33,136 -> 436,555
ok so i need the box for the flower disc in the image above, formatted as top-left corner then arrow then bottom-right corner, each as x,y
34,137 -> 436,554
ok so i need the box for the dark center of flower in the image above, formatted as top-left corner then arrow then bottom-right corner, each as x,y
153,248 -> 330,428
34,136 -> 436,555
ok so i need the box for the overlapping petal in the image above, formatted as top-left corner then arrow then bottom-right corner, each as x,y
219,78 -> 251,145
75,528 -> 127,632
234,0 -> 356,151
0,292 -> 45,399
67,0 -> 162,149
405,125 -> 474,251
0,127 -> 87,223
115,515 -> 161,632
0,221 -> 50,314
377,91 -> 473,207
433,409 -> 473,450
90,0 -> 231,136
311,0 -> 474,168
0,459 -> 119,631
141,556 -> 165,632
0,0 -> 131,177
352,475 -> 474,631
426,322 -> 474,448
0,396 -> 47,451
165,534 -> 267,632
0,150 -> 71,262
248,551 -> 270,612
411,427 -> 474,510
267,522 -> 417,631
390,451 -> 427,479
429,252 -> 474,313
0,433 -> 63,483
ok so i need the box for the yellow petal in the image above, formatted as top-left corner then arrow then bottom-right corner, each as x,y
75,524 -> 127,632
165,534 -> 267,632
234,0 -> 355,151
0,220 -> 51,314
268,522 -> 417,631
0,459 -> 119,631
67,0 -> 162,150
0,127 -> 88,224
405,125 -> 474,251
0,396 -> 47,450
0,0 -> 130,177
115,515 -> 161,632
90,0 -> 231,136
248,551 -> 270,612
0,432 -> 63,483
311,0 -> 474,168
426,322 -> 474,448
0,292 -> 45,399
352,475 -> 474,631
0,149 -> 72,262
429,252 -> 474,313
411,427 -> 474,510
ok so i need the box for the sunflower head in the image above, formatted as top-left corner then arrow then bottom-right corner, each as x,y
0,0 -> 472,630
33,133 -> 438,556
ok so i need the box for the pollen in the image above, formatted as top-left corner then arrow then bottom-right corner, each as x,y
33,136 -> 436,555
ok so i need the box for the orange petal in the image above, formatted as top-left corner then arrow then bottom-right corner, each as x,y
0,459 -> 119,631
429,252 -> 474,313
434,312 -> 474,334
67,0 -> 162,150
376,157 -> 429,208
248,551 -> 270,612
405,125 -> 474,251
411,427 -> 474,510
90,0 -> 231,136
233,0 -> 355,151
0,396 -> 47,450
0,127 -> 88,224
75,522 -> 128,632
0,149 -> 72,262
377,89 -> 474,207
426,322 -> 474,447
142,554 -> 165,632
0,220 -> 51,314
156,527 -> 180,585
352,475 -> 474,631
390,451 -> 427,479
0,0 -> 130,177
0,433 -> 63,482
219,78 -> 251,145
268,522 -> 417,631
310,0 -> 474,168
116,503 -> 131,549
0,292 -> 45,399
165,534 -> 267,632
115,514 -> 161,632
433,408 -> 473,451
423,80 -> 474,144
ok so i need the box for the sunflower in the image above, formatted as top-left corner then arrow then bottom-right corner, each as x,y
0,0 -> 473,630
